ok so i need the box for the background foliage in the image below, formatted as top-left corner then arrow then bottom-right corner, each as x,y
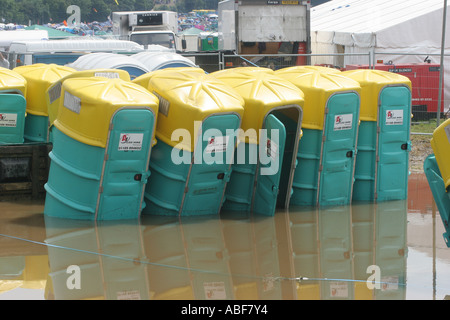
0,0 -> 220,25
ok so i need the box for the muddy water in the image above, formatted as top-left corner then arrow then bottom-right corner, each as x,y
0,172 -> 448,300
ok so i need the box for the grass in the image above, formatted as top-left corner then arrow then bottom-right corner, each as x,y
411,119 -> 441,134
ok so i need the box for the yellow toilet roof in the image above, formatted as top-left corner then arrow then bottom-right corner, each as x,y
54,77 -> 159,148
132,67 -> 204,90
282,65 -> 342,74
212,67 -> 304,143
342,69 -> 411,122
0,67 -> 27,95
13,63 -> 76,116
275,67 -> 361,130
140,68 -> 245,151
47,68 -> 131,127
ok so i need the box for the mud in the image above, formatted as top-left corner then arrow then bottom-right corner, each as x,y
410,134 -> 433,173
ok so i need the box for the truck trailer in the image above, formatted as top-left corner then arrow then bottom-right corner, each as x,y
112,11 -> 180,51
218,0 -> 311,67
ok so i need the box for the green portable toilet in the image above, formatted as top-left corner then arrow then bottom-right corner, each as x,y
0,67 -> 27,144
276,66 -> 361,207
198,32 -> 218,51
342,69 -> 412,202
13,63 -> 75,143
135,67 -> 245,216
212,67 -> 304,216
44,77 -> 159,220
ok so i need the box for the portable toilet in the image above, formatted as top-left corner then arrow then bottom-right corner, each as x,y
198,32 -> 219,51
135,68 -> 245,216
212,67 -> 304,216
275,66 -> 361,207
44,77 -> 159,220
424,118 -> 450,246
45,68 -> 131,143
13,63 -> 75,143
0,67 -> 27,144
67,53 -> 150,80
131,51 -> 197,71
342,69 -> 412,202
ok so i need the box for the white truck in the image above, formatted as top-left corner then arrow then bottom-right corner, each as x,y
218,0 -> 311,66
112,11 -> 181,51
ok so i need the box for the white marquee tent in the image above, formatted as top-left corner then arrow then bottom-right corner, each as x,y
311,0 -> 450,111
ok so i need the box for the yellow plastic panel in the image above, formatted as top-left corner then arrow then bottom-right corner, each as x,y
47,68 -> 131,127
143,68 -> 245,151
276,67 -> 361,130
342,69 -> 411,122
212,67 -> 304,144
133,67 -> 204,90
54,77 -> 159,148
13,63 -> 75,116
431,118 -> 450,189
289,65 -> 342,74
0,67 -> 27,95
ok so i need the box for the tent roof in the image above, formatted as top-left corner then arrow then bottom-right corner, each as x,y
311,0 -> 446,33
179,27 -> 204,35
311,0 -> 450,48
25,25 -> 76,39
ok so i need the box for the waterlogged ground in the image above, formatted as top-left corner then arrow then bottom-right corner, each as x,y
0,169 -> 449,300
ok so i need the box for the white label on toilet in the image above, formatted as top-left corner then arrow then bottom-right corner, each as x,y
203,281 -> 227,300
385,109 -> 404,125
118,133 -> 144,151
63,92 -> 81,114
0,113 -> 17,127
265,138 -> 278,161
94,72 -> 120,79
444,124 -> 450,144
153,91 -> 170,116
205,135 -> 229,153
48,82 -> 62,104
334,114 -> 353,131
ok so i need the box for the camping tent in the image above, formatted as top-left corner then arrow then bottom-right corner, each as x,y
311,0 -> 450,111
179,27 -> 204,51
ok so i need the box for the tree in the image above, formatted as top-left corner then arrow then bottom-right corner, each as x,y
134,0 -> 154,11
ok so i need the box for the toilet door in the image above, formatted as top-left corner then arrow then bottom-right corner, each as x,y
97,108 -> 155,220
376,86 -> 411,201
319,92 -> 360,206
253,114 -> 286,216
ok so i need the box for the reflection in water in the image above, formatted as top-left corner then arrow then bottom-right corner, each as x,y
38,200 -> 406,300
0,182 -> 444,299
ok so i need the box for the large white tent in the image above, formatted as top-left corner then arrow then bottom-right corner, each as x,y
311,0 -> 450,111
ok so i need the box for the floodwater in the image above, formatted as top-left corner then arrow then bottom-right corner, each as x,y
0,172 -> 449,300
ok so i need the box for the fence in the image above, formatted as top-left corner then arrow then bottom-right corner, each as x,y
1,48 -> 446,123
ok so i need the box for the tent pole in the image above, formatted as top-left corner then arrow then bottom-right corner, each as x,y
437,0 -> 447,127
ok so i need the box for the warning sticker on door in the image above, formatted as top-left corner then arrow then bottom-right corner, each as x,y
385,109 -> 404,125
334,114 -> 353,131
0,113 -> 17,127
118,133 -> 144,151
329,281 -> 349,298
203,281 -> 227,300
265,138 -> 279,161
205,135 -> 229,153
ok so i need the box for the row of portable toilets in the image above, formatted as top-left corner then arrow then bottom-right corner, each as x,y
0,61 -> 413,220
